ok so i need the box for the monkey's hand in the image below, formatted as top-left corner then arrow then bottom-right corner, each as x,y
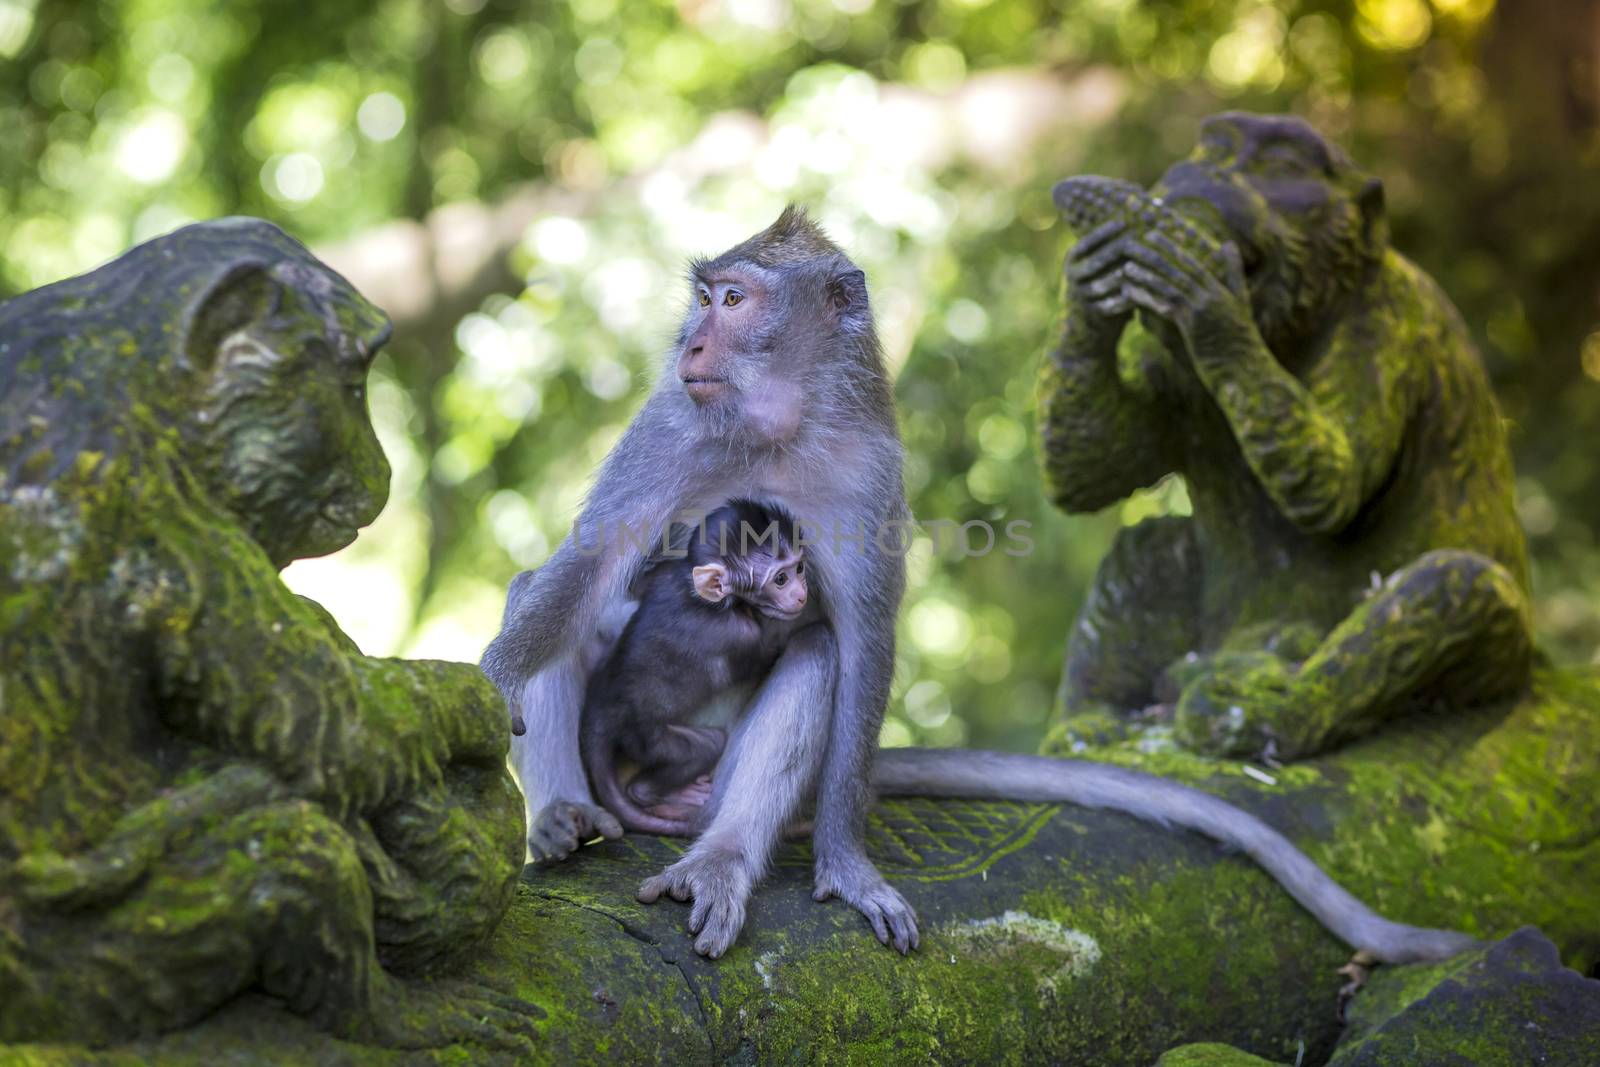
1117,226 -> 1257,360
527,800 -> 623,864
813,853 -> 920,955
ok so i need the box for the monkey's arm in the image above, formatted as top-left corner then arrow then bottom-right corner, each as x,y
1196,318 -> 1418,535
1038,269 -> 1172,514
484,393 -> 699,858
480,393 -> 690,691
146,525 -> 505,816
1121,237 -> 1417,535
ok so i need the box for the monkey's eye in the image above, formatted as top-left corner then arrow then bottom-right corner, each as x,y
698,288 -> 711,308
794,561 -> 804,575
723,289 -> 743,308
774,571 -> 788,587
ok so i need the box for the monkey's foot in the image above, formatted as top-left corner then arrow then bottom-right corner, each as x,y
637,845 -> 754,959
1173,652 -> 1293,758
340,975 -> 545,1053
813,852 -> 919,954
1336,949 -> 1381,1022
527,800 -> 623,863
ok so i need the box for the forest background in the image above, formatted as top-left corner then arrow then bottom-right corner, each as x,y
2,0 -> 1596,752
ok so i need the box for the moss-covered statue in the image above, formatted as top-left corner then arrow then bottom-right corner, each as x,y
0,220 -> 534,1051
1038,113 -> 1533,760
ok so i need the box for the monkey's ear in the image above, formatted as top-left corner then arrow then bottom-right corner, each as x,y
184,260 -> 282,373
827,268 -> 868,322
692,563 -> 732,603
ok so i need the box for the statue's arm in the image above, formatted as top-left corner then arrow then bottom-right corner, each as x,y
1119,234 -> 1416,535
1185,306 -> 1416,535
146,529 -> 505,815
1038,302 -> 1171,513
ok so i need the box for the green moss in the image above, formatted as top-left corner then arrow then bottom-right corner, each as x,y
1156,1043 -> 1288,1066
6,664 -> 1596,1063
2,220 -> 526,1054
1326,928 -> 1600,1066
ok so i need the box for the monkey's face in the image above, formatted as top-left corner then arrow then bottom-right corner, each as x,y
1153,112 -> 1385,352
753,547 -> 807,620
677,267 -> 776,409
191,262 -> 392,569
691,544 -> 807,619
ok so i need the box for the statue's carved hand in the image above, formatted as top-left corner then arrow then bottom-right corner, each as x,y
1118,227 -> 1255,354
1173,651 -> 1292,758
1064,219 -> 1136,336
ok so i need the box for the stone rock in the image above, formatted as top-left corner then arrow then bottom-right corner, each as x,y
7,666 -> 1595,1064
1329,926 -> 1600,1066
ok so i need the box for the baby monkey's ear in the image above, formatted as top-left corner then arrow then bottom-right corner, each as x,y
692,563 -> 732,603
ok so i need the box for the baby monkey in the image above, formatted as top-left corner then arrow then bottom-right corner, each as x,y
580,500 -> 810,836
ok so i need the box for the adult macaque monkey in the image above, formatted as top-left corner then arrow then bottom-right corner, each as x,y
487,200 -> 1481,967
482,207 -> 917,958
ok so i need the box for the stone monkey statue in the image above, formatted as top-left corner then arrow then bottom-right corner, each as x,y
1039,111 -> 1533,760
0,220 -> 536,1052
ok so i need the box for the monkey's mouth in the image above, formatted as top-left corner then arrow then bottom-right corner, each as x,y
682,378 -> 730,402
760,605 -> 806,621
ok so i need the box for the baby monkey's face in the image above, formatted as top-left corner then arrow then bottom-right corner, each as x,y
689,541 -> 807,620
752,547 -> 807,620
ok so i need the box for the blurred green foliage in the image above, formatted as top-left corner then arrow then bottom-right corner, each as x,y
2,0 -> 1597,751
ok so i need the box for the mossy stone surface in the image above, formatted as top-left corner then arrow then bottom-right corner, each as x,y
8,665 -> 1595,1065
1328,927 -> 1600,1067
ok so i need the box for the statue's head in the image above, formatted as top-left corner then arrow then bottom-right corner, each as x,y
0,218 -> 392,569
176,219 -> 393,567
1155,112 -> 1388,353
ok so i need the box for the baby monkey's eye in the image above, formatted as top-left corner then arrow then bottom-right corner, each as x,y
774,571 -> 788,586
723,289 -> 744,307
794,561 -> 804,574
698,289 -> 711,307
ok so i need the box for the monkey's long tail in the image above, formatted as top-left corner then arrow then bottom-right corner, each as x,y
871,748 -> 1480,965
580,719 -> 702,838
